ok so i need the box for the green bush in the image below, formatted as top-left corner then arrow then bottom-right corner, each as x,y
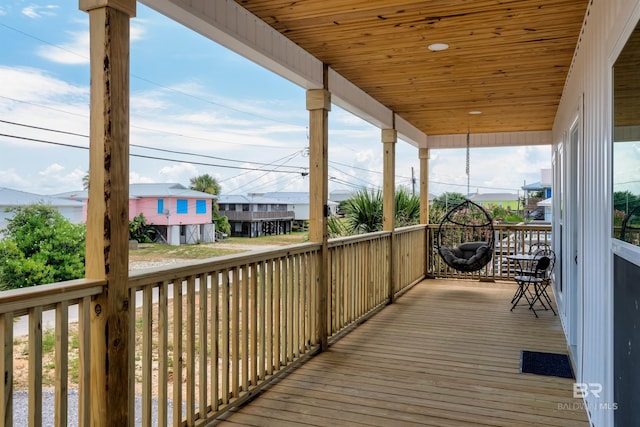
0,204 -> 85,290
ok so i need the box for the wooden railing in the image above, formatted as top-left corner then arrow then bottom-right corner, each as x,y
327,232 -> 390,337
0,279 -> 105,426
428,223 -> 553,281
127,243 -> 321,426
0,227 -> 431,426
394,225 -> 428,294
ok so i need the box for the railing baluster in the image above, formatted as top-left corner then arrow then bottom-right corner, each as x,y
172,280 -> 183,427
199,273 -> 208,420
221,269 -> 230,405
265,260 -> 274,376
211,271 -> 219,412
281,257 -> 288,366
258,261 -> 266,381
231,268 -> 240,398
241,265 -> 249,393
250,263 -> 258,387
273,259 -> 280,372
28,306 -> 43,427
128,288 -> 136,427
55,301 -> 69,427
0,312 -> 13,427
293,254 -> 300,359
186,275 -> 196,425
142,285 -> 153,427
158,282 -> 168,427
78,297 -> 91,427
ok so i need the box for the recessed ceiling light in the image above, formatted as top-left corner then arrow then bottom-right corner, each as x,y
469,111 -> 482,115
428,43 -> 449,51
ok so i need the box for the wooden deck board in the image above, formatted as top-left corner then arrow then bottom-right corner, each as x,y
213,279 -> 589,426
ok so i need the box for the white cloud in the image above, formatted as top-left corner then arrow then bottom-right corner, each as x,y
22,4 -> 58,19
0,6 -> 7,16
130,171 -> 156,184
131,21 -> 147,42
0,168 -> 29,189
37,30 -> 88,65
6,164 -> 87,195
158,163 -> 200,183
0,66 -> 88,102
38,163 -> 84,183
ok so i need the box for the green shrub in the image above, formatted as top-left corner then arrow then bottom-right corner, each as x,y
0,204 -> 85,290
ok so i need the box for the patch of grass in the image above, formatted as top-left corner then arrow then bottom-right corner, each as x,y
42,329 -> 56,354
130,243 -> 244,260
130,233 -> 309,263
220,232 -> 308,246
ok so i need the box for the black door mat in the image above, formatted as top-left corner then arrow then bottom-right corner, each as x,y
520,350 -> 575,379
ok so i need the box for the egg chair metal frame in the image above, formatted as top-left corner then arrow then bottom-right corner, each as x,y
436,199 -> 495,273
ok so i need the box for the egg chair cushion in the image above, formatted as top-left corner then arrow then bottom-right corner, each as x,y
439,242 -> 493,273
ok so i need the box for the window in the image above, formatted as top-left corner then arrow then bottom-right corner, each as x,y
242,204 -> 250,212
157,199 -> 164,214
257,204 -> 267,212
196,200 -> 207,214
612,22 -> 640,246
177,199 -> 188,214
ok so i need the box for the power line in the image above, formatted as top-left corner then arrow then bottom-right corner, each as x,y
219,152 -> 302,184
225,153 -> 301,194
0,119 -> 306,170
329,176 -> 379,192
0,133 -> 307,174
0,95 -> 301,150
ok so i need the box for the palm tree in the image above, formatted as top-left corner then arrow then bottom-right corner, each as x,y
342,190 -> 384,234
190,174 -> 229,235
340,188 -> 421,235
189,174 -> 221,195
395,188 -> 420,227
82,171 -> 89,190
189,174 -> 221,211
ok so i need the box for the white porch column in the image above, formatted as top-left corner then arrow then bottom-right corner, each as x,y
382,128 -> 397,304
307,88 -> 330,351
80,0 -> 135,425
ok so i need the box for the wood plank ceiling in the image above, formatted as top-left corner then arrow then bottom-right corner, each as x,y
234,0 -> 589,136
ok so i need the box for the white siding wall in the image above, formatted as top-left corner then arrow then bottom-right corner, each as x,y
553,1 -> 640,425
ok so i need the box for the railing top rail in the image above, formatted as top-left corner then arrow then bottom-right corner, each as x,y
128,242 -> 322,288
0,278 -> 105,315
328,230 -> 391,248
394,224 -> 427,235
427,222 -> 551,230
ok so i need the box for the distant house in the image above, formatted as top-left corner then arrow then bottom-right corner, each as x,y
218,194 -> 295,237
219,192 -> 339,237
260,192 -> 338,221
0,187 -> 85,236
468,192 -> 520,211
522,168 -> 553,219
537,197 -> 552,222
57,183 -> 215,246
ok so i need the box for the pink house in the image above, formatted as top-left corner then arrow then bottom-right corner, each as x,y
57,183 -> 216,246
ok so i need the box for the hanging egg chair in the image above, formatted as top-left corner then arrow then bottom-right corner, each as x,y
436,199 -> 495,273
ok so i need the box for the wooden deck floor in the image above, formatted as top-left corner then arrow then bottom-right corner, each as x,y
213,279 -> 589,426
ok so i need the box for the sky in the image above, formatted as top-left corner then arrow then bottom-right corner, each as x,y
0,1 -> 552,198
